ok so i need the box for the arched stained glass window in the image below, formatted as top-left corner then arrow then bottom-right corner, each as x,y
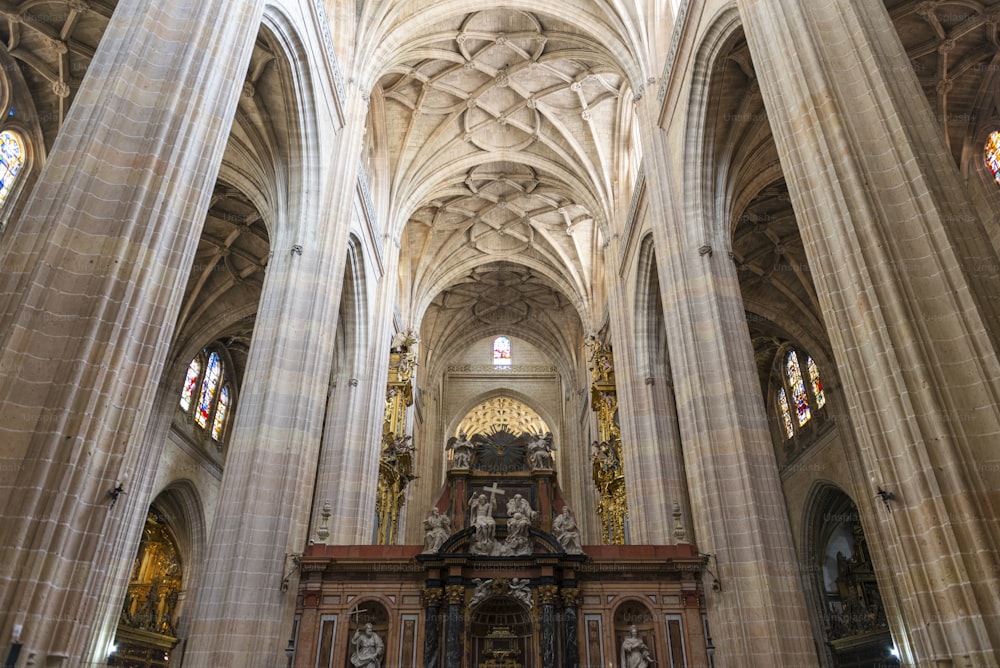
493,336 -> 511,368
179,347 -> 234,446
778,389 -> 794,439
985,131 -> 1000,185
786,351 -> 811,426
179,357 -> 201,412
212,385 -> 230,441
807,355 -> 826,408
0,130 -> 23,205
195,352 -> 221,428
776,347 -> 828,440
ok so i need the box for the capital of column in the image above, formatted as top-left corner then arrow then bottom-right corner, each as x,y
423,588 -> 444,607
560,588 -> 579,608
536,585 -> 559,605
445,585 -> 466,605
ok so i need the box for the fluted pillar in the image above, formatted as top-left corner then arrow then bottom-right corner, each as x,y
0,0 -> 263,664
635,57 -> 817,668
181,90 -> 364,665
739,0 -> 1000,662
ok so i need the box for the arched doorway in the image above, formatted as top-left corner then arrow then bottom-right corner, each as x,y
808,486 -> 897,667
109,510 -> 183,667
469,595 -> 534,668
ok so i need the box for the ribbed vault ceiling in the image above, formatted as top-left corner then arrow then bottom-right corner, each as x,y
379,8 -> 636,364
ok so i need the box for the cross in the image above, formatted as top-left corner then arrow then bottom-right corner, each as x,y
347,604 -> 365,628
483,482 -> 506,505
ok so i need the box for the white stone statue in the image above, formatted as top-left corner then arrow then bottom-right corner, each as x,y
553,506 -> 583,554
350,623 -> 385,668
469,578 -> 493,607
446,431 -> 474,469
504,511 -> 533,556
509,578 -> 533,609
620,625 -> 653,668
469,493 -> 497,553
421,507 -> 451,554
528,431 -> 555,469
505,494 -> 537,524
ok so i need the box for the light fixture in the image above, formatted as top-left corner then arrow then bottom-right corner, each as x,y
699,553 -> 722,592
107,473 -> 128,509
889,645 -> 900,659
875,487 -> 895,513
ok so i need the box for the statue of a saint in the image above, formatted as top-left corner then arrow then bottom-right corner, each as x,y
446,431 -> 474,469
421,508 -> 451,553
620,625 -> 654,668
350,623 -> 385,668
552,506 -> 583,554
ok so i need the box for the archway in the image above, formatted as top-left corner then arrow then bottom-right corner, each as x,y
469,595 -> 534,668
806,485 -> 897,667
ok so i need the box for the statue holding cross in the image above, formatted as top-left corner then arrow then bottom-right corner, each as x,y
469,484 -> 505,554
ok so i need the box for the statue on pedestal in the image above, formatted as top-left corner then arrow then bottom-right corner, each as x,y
553,506 -> 583,554
446,431 -> 474,469
421,508 -> 452,554
528,432 -> 555,469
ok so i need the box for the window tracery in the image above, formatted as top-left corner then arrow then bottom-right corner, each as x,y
985,130 -> 1000,185
179,348 -> 233,443
493,335 -> 511,368
0,129 -> 25,205
776,348 -> 827,440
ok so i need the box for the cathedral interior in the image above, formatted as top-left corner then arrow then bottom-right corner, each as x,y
1,0 -> 1000,666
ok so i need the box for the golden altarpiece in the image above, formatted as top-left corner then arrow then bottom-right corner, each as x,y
293,424 -> 712,668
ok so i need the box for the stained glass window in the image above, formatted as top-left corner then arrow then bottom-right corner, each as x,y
212,385 -> 230,441
786,351 -> 811,426
179,357 -> 201,412
195,352 -> 221,428
493,336 -> 511,368
985,131 -> 1000,186
0,130 -> 24,205
807,356 -> 826,408
778,389 -> 794,439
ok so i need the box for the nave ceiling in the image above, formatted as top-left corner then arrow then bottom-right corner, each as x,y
366,6 -> 647,368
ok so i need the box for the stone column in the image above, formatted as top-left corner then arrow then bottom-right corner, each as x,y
606,275 -> 691,544
538,585 -> 558,668
739,0 -> 1000,663
444,584 -> 465,668
635,73 -> 817,668
422,588 -> 443,668
0,0 -> 263,663
181,88 -> 366,663
561,588 -> 580,668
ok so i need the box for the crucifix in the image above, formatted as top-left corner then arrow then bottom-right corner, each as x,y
483,482 -> 506,505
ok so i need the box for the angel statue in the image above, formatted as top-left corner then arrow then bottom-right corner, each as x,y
528,431 -> 555,470
446,431 -> 474,469
390,328 -> 420,352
